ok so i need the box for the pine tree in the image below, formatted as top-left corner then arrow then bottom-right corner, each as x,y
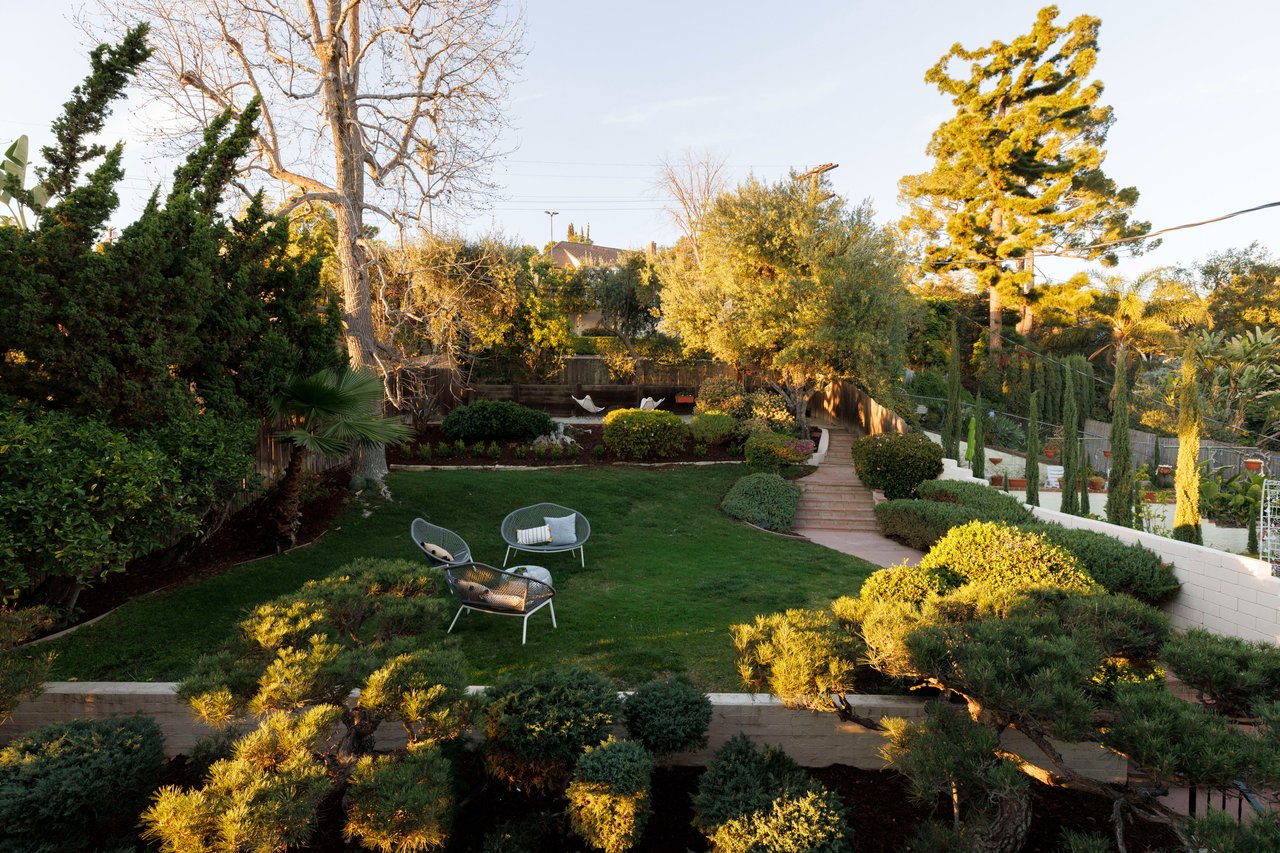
971,393 -> 986,480
1106,348 -> 1135,527
1173,347 -> 1203,544
1060,368 -> 1080,516
1025,389 -> 1040,507
901,7 -> 1149,351
942,319 -> 962,460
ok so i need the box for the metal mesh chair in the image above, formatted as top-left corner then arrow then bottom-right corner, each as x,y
444,562 -> 556,644
409,518 -> 472,567
500,502 -> 591,567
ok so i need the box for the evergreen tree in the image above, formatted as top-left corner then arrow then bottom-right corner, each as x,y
1080,462 -> 1092,516
1067,354 -> 1096,423
1025,389 -> 1041,507
901,7 -> 1149,351
942,319 -> 962,460
1106,348 -> 1135,527
1060,368 -> 1080,516
1173,347 -> 1204,544
971,393 -> 986,480
1043,359 -> 1063,428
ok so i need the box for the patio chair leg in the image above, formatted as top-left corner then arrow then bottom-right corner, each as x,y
522,613 -> 529,645
448,606 -> 466,634
579,546 -> 585,567
549,600 -> 557,628
504,545 -> 512,566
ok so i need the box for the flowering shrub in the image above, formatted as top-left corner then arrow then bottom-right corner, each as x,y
744,432 -> 813,469
603,409 -> 689,460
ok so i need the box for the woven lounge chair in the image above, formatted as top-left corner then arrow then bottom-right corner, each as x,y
444,562 -> 556,644
409,518 -> 472,567
500,502 -> 591,567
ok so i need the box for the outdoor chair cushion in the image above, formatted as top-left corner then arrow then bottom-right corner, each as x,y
456,580 -> 491,600
517,524 -> 553,546
544,514 -> 577,545
485,592 -> 528,611
420,542 -> 455,563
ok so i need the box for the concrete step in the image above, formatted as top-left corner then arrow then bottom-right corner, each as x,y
795,521 -> 881,532
794,511 -> 878,524
799,497 -> 874,509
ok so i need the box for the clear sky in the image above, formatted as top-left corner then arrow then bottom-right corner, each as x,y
4,1 -> 1278,285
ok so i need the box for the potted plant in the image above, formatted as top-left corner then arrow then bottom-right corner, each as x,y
1103,449 -> 1112,458
990,457 -> 1003,465
1157,464 -> 1172,475
1009,477 -> 1027,489
675,392 -> 696,405
1244,457 -> 1264,473
990,474 -> 1005,487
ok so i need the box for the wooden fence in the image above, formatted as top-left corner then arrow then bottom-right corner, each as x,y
809,381 -> 909,437
555,357 -> 733,387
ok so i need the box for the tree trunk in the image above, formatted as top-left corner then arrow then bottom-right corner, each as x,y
275,444 -> 307,550
1015,253 -> 1035,337
974,786 -> 1032,853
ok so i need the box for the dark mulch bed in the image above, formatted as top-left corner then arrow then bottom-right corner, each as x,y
64,466 -> 353,626
390,423 -> 744,467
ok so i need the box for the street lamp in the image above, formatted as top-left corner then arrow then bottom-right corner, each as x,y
544,210 -> 559,243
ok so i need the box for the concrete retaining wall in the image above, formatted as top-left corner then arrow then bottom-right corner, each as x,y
0,683 -> 1124,782
1029,505 -> 1280,645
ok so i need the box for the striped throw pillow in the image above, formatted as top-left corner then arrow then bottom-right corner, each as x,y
516,524 -> 552,546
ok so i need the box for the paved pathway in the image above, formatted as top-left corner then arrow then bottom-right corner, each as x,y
794,425 -> 924,568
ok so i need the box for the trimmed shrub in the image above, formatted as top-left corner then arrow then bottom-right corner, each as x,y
602,409 -> 688,460
691,412 -> 741,446
695,377 -> 747,418
693,735 -> 849,852
483,667 -> 620,794
566,737 -> 653,853
919,521 -> 1097,596
442,400 -> 554,442
721,473 -> 803,532
850,432 -> 943,499
915,479 -> 1033,523
874,499 -> 986,552
0,715 -> 165,852
1162,629 -> 1280,716
859,561 -> 961,605
709,788 -> 852,853
744,391 -> 794,433
622,676 -> 713,757
344,746 -> 453,852
745,431 -> 813,470
1023,523 -> 1180,605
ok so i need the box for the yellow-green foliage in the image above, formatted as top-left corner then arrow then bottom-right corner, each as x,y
691,412 -> 741,446
919,521 -> 1097,596
602,408 -> 689,459
695,377 -> 747,418
344,746 -> 454,853
732,609 -> 862,708
859,562 -> 960,605
566,737 -> 653,853
709,788 -> 851,853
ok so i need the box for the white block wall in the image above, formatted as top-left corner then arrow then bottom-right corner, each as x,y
0,684 -> 1124,782
1029,505 -> 1280,645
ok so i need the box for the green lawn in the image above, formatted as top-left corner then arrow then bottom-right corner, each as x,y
43,465 -> 875,689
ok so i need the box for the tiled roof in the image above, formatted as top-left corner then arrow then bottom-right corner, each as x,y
548,241 -> 628,268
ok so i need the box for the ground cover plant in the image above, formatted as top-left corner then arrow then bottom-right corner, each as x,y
34,466 -> 877,688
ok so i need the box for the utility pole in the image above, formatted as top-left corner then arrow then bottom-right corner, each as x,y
544,210 -> 559,243
794,162 -> 838,193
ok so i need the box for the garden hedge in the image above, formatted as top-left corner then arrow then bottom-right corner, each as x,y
919,521 -> 1098,596
1023,523 -> 1181,605
873,499 -> 987,552
850,432 -> 943,499
603,408 -> 689,460
623,676 -> 713,757
721,473 -> 803,532
914,480 -> 1033,523
442,400 -> 554,442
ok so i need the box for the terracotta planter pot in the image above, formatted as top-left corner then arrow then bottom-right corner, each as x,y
1009,478 -> 1027,489
1157,465 -> 1172,475
1044,449 -> 1057,458
1103,450 -> 1112,458
1144,491 -> 1157,501
675,394 -> 695,405
990,475 -> 1005,487
990,457 -> 1003,465
1244,458 -> 1263,473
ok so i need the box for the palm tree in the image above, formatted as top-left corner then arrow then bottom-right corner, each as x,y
269,365 -> 410,549
1085,271 -> 1202,366
1198,327 -> 1280,433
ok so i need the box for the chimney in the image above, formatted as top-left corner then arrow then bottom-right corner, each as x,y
647,241 -> 657,258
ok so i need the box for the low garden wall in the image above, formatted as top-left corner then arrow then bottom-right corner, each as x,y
0,683 -> 1124,782
1029,506 -> 1280,646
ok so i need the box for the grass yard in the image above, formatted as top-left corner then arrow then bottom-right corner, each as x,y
42,465 -> 875,689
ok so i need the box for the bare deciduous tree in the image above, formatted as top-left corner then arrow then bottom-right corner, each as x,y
656,149 -> 726,264
91,0 -> 523,481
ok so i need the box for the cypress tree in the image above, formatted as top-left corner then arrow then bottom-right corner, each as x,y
1106,348 -> 1135,527
1043,359 -> 1062,427
942,319 -> 962,460
1060,368 -> 1080,516
1067,354 -> 1095,423
971,393 -> 986,480
1173,347 -> 1204,544
1025,389 -> 1040,506
1080,462 -> 1092,516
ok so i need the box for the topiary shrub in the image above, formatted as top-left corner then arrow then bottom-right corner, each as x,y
919,521 -> 1097,596
873,499 -> 986,552
721,473 -> 803,532
695,377 -> 747,418
859,561 -> 961,605
0,715 -> 165,852
602,409 -> 688,460
1022,523 -> 1180,605
850,432 -> 943,499
566,737 -> 653,853
744,431 -> 813,470
344,746 -> 454,852
691,413 -> 741,446
915,479 -> 1033,523
692,734 -> 850,852
442,400 -> 554,442
1162,629 -> 1280,716
622,676 -> 712,757
483,667 -> 620,794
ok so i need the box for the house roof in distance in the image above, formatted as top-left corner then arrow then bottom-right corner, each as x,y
547,241 -> 628,268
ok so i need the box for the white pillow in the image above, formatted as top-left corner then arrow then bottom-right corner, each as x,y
455,580 -> 490,600
544,514 -> 577,545
516,524 -> 552,546
420,542 -> 455,563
